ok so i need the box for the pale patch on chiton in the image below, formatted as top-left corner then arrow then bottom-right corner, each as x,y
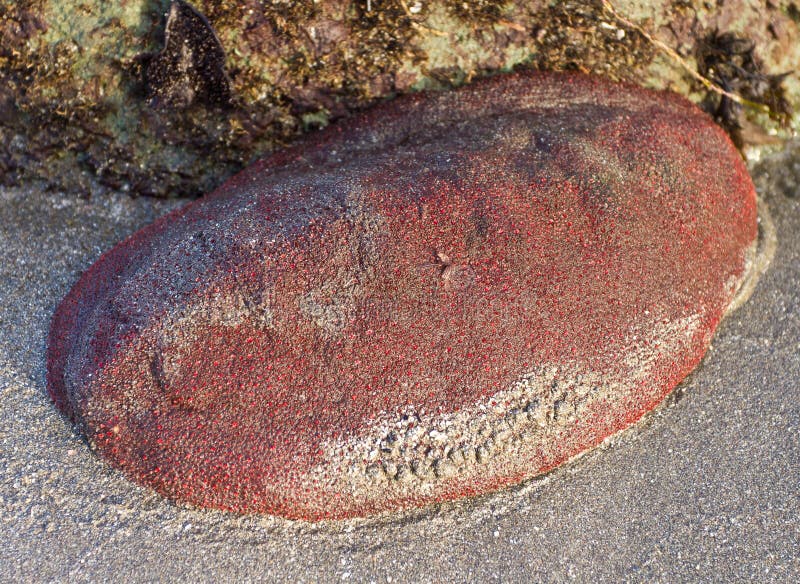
619,314 -> 702,375
297,190 -> 387,336
298,277 -> 361,335
724,197 -> 776,316
352,366 -> 602,482
313,365 -> 603,489
305,314 -> 704,493
164,284 -> 276,338
147,284 -> 276,402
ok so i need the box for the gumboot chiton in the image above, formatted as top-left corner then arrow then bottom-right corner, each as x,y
47,71 -> 757,521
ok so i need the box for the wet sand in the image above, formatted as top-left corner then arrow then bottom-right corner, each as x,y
0,144 -> 798,581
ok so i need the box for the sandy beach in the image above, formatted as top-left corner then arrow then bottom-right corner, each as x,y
0,142 -> 798,581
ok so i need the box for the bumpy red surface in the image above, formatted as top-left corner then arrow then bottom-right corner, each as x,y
47,72 -> 757,520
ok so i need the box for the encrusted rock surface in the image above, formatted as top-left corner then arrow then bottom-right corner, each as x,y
1,0 -> 797,197
47,71 -> 757,520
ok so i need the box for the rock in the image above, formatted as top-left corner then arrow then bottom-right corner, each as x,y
1,0 -> 797,197
47,71 -> 757,520
144,0 -> 232,110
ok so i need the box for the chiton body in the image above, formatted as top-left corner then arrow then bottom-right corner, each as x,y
48,72 -> 757,520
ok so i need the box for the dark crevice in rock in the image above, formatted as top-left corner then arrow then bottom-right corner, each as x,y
143,0 -> 232,110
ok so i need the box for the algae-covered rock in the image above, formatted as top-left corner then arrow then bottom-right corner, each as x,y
1,0 -> 798,197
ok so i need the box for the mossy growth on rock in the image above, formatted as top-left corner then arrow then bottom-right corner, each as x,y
0,0 -> 797,198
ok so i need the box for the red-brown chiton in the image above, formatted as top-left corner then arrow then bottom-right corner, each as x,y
47,72 -> 757,520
